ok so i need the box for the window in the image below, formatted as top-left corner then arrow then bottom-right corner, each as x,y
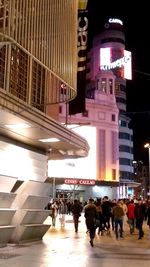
101,78 -> 107,93
82,110 -> 88,117
115,83 -> 120,92
119,132 -> 130,140
119,120 -> 127,127
116,97 -> 126,104
59,106 -> 62,113
112,114 -> 116,121
120,171 -> 134,180
119,145 -> 133,153
97,79 -> 100,90
119,158 -> 132,166
109,79 -> 113,94
112,169 -> 116,180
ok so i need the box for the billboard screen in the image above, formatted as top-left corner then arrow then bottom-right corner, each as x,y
100,47 -> 132,80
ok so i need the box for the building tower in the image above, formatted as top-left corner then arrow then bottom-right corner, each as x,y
58,28 -> 120,199
86,18 -> 134,197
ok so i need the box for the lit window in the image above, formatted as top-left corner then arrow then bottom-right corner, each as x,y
109,79 -> 113,94
101,78 -> 106,93
112,169 -> 116,180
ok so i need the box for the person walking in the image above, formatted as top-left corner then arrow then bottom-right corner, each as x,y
119,199 -> 128,232
84,198 -> 98,247
51,201 -> 58,227
127,199 -> 135,234
58,199 -> 68,228
71,199 -> 82,233
95,199 -> 103,235
134,199 -> 146,239
101,196 -> 112,235
112,200 -> 124,239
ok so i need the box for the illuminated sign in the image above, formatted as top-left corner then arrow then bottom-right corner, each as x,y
77,7 -> 88,72
108,18 -> 123,25
64,178 -> 95,185
69,1 -> 88,114
101,54 -> 131,70
100,48 -> 132,80
124,50 -> 132,80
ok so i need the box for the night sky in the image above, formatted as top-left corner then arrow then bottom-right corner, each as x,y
87,0 -> 150,164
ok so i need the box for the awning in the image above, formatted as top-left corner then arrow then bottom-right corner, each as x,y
0,89 -> 89,159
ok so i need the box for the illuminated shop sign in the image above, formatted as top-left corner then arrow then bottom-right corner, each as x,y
64,178 -> 95,186
100,48 -> 132,80
108,18 -> 123,25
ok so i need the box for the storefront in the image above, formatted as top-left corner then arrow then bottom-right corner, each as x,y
46,177 -> 119,203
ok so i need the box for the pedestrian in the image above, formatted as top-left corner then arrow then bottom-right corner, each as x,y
51,201 -> 58,227
71,199 -> 82,233
134,199 -> 146,239
101,196 -> 112,235
112,200 -> 124,239
119,199 -> 128,231
95,199 -> 103,235
58,199 -> 68,228
127,199 -> 135,234
84,198 -> 98,247
111,199 -> 117,231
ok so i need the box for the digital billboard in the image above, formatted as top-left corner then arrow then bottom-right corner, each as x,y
100,47 -> 132,80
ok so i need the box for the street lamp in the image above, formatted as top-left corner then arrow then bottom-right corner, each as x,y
144,143 -> 150,197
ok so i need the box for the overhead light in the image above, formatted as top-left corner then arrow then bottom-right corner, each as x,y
5,123 -> 31,129
39,138 -> 60,143
144,143 -> 150,148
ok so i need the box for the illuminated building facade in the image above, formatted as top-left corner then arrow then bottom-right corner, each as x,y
56,60 -> 119,200
86,18 -> 134,197
0,0 -> 89,245
55,18 -> 134,200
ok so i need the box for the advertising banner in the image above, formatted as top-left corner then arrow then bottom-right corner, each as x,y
69,0 -> 88,114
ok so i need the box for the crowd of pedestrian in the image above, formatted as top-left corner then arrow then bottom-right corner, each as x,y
45,196 -> 150,247
84,196 -> 150,246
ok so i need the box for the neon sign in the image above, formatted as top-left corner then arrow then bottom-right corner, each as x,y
108,18 -> 123,25
64,178 -> 95,185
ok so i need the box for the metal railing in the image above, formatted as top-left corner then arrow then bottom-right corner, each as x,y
0,41 -> 76,114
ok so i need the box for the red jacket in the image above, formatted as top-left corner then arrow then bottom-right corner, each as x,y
127,203 -> 135,219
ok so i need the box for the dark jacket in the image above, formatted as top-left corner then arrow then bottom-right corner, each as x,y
72,202 -> 82,216
134,203 -> 146,220
84,203 -> 98,228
